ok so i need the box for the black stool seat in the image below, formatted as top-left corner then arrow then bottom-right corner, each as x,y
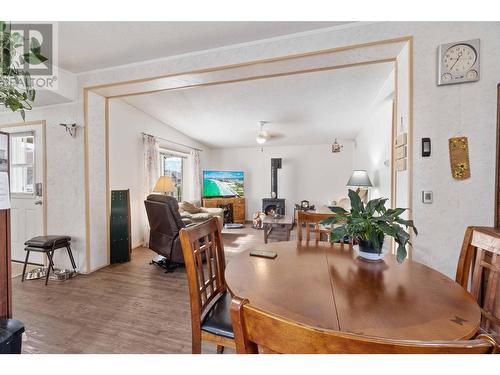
24,235 -> 71,248
22,235 -> 76,285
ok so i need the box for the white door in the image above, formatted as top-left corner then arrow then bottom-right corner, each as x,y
5,127 -> 45,264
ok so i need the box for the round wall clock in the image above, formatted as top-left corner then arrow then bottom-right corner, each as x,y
438,39 -> 480,86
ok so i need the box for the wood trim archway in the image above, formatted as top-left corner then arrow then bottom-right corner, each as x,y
495,84 -> 500,228
83,36 -> 414,272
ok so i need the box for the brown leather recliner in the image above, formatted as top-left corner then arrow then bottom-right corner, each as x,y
144,194 -> 186,264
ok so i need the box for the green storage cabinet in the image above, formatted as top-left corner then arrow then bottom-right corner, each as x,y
110,190 -> 131,264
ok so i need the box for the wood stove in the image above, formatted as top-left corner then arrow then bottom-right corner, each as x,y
262,198 -> 285,216
262,158 -> 285,215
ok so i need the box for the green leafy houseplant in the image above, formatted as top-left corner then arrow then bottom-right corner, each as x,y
1,21 -> 46,120
323,189 -> 418,263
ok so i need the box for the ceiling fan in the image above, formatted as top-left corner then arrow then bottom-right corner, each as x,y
256,121 -> 270,144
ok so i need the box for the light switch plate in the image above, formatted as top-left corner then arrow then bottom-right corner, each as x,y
422,191 -> 433,204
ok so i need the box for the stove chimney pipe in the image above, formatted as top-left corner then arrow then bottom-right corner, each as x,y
271,158 -> 282,198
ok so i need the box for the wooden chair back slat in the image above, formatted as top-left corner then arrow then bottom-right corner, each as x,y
230,296 -> 497,354
180,218 -> 228,352
456,226 -> 500,336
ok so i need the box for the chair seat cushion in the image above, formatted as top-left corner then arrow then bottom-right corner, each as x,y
201,292 -> 234,339
191,213 -> 212,221
24,235 -> 71,248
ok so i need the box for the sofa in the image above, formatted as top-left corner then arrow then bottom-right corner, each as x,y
178,200 -> 224,227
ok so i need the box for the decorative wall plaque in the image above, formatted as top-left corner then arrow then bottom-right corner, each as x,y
448,137 -> 470,180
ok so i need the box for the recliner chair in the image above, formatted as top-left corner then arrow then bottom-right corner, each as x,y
144,194 -> 188,271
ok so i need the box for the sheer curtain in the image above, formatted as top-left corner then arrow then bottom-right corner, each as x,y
142,134 -> 159,245
189,149 -> 202,203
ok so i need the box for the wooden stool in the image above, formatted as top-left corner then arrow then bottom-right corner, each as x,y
22,236 -> 76,285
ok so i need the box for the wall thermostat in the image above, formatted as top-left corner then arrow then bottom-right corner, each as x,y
422,191 -> 433,204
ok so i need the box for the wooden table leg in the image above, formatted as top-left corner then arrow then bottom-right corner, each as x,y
264,224 -> 275,244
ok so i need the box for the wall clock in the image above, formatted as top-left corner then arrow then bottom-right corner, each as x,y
437,39 -> 480,86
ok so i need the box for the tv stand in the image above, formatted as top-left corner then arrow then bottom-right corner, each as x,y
202,197 -> 245,224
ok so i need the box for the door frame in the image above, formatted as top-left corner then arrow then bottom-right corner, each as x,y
495,84 -> 500,228
0,119 -> 48,240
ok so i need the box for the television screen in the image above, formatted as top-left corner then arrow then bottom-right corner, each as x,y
203,170 -> 244,197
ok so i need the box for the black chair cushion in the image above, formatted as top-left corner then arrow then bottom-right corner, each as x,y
24,235 -> 71,248
201,292 -> 234,339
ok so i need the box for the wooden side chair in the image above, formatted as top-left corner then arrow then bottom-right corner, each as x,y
230,296 -> 498,354
297,211 -> 333,243
179,217 -> 235,354
456,226 -> 500,337
296,211 -> 352,248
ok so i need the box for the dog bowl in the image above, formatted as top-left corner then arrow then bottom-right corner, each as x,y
24,267 -> 47,280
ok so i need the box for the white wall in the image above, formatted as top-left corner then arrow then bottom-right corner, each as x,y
353,70 -> 394,201
0,103 -> 86,271
206,142 -> 354,219
108,99 -> 208,248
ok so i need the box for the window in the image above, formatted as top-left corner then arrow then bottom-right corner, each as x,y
160,152 -> 185,201
10,133 -> 35,195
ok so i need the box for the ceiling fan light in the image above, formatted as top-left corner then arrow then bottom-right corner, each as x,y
256,133 -> 267,144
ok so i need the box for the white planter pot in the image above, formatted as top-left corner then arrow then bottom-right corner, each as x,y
354,245 -> 385,261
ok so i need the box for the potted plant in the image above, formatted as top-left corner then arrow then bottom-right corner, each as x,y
1,21 -> 46,119
323,189 -> 417,263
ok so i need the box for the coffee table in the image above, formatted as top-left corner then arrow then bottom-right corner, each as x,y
262,215 -> 294,243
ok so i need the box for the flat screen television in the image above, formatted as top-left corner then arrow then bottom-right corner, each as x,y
203,170 -> 244,198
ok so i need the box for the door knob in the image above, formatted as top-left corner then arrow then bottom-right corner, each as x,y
35,201 -> 43,205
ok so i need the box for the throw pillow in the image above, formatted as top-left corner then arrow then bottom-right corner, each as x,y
179,201 -> 201,214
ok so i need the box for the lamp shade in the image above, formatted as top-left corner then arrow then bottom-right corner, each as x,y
153,176 -> 175,193
346,170 -> 372,187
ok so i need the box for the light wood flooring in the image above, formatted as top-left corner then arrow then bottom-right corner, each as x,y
12,224 -> 283,353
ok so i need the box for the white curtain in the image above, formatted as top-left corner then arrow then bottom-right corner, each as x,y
189,149 -> 202,203
142,134 -> 159,245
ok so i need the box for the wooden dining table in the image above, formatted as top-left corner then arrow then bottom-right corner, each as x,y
225,241 -> 481,341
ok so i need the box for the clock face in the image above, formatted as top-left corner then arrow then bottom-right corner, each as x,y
443,44 -> 477,75
438,39 -> 480,85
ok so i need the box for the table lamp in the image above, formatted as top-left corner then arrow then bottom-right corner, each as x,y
153,175 -> 175,195
346,170 -> 372,202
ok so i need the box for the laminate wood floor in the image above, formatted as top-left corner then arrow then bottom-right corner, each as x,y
12,225 -> 286,353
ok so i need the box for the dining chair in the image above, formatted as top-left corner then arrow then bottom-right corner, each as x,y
179,217 -> 235,354
296,211 -> 352,249
297,211 -> 334,243
230,296 -> 498,354
455,226 -> 500,337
